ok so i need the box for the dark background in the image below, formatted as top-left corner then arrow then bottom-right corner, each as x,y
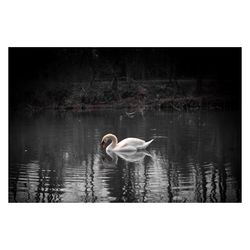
9,47 -> 241,111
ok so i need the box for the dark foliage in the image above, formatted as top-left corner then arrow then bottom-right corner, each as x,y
9,48 -> 241,112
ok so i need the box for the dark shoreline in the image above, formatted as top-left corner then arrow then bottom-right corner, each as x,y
10,78 -> 240,114
13,96 -> 239,116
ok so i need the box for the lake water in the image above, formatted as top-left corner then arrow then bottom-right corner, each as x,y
9,110 -> 241,202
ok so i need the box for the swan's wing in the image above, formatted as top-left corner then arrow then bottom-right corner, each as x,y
114,145 -> 137,152
115,138 -> 154,151
117,138 -> 145,148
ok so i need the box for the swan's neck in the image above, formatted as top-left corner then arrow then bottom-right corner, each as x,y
109,134 -> 118,148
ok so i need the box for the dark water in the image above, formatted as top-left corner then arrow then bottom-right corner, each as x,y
9,110 -> 241,202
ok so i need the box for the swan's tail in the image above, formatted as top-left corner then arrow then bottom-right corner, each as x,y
139,139 -> 154,150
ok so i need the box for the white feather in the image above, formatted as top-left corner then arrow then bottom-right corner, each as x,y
103,134 -> 154,152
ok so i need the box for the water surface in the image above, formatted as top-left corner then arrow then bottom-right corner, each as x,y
9,110 -> 241,202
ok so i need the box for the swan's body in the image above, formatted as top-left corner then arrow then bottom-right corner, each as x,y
106,137 -> 152,152
101,133 -> 154,152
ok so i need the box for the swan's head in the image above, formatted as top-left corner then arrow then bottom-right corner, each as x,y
101,133 -> 117,148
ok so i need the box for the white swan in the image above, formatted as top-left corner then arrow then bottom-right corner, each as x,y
101,133 -> 154,152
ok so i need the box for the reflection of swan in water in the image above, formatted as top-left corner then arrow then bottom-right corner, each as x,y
100,150 -> 118,166
101,133 -> 154,152
106,149 -> 152,163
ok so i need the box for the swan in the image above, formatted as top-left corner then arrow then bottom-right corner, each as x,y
101,133 -> 154,152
